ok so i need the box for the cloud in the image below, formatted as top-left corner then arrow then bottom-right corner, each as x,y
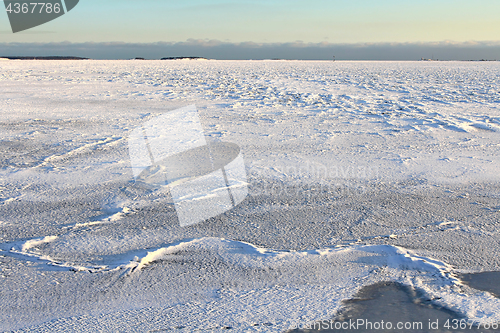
1,40 -> 500,60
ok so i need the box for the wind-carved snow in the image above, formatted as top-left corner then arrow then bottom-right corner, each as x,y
4,237 -> 500,332
21,235 -> 58,252
0,236 -> 497,330
1,60 -> 500,331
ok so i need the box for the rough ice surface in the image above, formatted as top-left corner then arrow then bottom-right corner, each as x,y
1,60 -> 500,331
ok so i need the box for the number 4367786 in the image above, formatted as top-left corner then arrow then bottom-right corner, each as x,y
6,2 -> 61,14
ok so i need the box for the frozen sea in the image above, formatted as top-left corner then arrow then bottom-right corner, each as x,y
1,59 -> 500,332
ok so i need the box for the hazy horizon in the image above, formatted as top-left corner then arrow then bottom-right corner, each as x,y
1,40 -> 499,61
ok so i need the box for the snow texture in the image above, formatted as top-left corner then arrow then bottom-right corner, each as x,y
1,60 -> 500,331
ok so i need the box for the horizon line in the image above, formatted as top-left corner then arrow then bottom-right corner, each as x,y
2,40 -> 500,61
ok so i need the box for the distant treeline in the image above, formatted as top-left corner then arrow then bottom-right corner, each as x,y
1,56 -> 208,60
2,56 -> 88,60
160,57 -> 207,60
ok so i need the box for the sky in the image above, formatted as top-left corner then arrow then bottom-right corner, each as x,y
1,0 -> 500,59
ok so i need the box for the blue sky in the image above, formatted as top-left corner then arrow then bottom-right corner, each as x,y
1,0 -> 500,59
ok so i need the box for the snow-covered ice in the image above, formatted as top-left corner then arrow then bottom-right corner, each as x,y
1,60 -> 500,331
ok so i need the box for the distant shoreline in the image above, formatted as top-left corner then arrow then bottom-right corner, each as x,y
1,56 -> 89,60
0,56 -> 497,61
